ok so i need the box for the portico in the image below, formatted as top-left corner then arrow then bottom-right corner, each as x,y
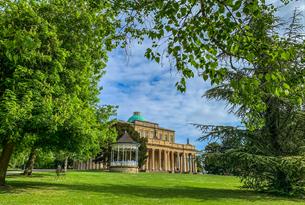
145,138 -> 197,173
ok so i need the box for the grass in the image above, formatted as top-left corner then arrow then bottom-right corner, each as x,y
0,171 -> 304,205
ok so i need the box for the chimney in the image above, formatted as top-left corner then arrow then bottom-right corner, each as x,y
134,111 -> 141,115
187,138 -> 190,144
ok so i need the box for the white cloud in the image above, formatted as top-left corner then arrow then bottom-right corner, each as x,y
99,42 -> 239,150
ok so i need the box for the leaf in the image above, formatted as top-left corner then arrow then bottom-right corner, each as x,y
233,0 -> 242,11
281,52 -> 290,60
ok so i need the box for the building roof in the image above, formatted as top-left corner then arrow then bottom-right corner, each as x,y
127,111 -> 145,123
117,131 -> 137,144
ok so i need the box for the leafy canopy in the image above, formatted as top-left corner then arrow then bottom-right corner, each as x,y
116,0 -> 304,130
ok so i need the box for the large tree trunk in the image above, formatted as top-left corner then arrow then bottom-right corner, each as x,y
0,141 -> 15,186
23,148 -> 37,176
265,97 -> 282,156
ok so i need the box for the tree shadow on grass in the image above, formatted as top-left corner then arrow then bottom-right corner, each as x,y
5,173 -> 55,179
0,180 -> 302,203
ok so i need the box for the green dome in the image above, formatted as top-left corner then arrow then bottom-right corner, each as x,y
128,112 -> 145,122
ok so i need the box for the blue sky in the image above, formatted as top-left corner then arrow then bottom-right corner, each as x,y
99,1 -> 304,150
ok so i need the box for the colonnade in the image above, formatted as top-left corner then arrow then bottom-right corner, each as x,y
145,148 -> 197,173
73,159 -> 106,170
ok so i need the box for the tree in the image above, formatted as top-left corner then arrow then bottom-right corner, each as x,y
117,0 -> 304,128
202,139 -> 243,175
0,0 -> 119,185
23,147 -> 37,176
203,142 -> 225,175
193,10 -> 305,193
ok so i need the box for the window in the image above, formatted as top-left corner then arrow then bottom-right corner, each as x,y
138,130 -> 141,137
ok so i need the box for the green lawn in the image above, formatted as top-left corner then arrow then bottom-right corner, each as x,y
0,171 -> 303,205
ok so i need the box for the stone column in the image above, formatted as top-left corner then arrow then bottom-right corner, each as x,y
171,151 -> 174,173
159,149 -> 162,171
175,152 -> 181,172
167,151 -> 170,171
183,153 -> 186,173
176,153 -> 179,172
194,154 -> 197,173
188,154 -> 190,173
178,153 -> 183,173
146,150 -> 149,172
186,154 -> 189,173
167,151 -> 169,172
192,155 -> 195,173
152,149 -> 155,171
187,154 -> 190,173
185,154 -> 188,173
164,150 -> 167,171
189,154 -> 193,173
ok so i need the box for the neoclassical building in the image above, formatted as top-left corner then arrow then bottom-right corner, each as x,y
74,112 -> 197,173
128,112 -> 197,173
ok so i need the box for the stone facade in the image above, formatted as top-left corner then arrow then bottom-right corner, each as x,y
74,112 -> 197,173
131,115 -> 197,173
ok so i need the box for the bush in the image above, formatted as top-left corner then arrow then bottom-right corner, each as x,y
226,151 -> 305,197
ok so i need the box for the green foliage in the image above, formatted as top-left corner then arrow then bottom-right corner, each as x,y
0,0 -> 120,184
200,135 -> 244,175
226,152 -> 305,197
202,142 -> 228,175
0,1 -> 115,149
34,150 -> 56,169
196,106 -> 305,196
117,0 -> 304,131
195,7 -> 305,189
